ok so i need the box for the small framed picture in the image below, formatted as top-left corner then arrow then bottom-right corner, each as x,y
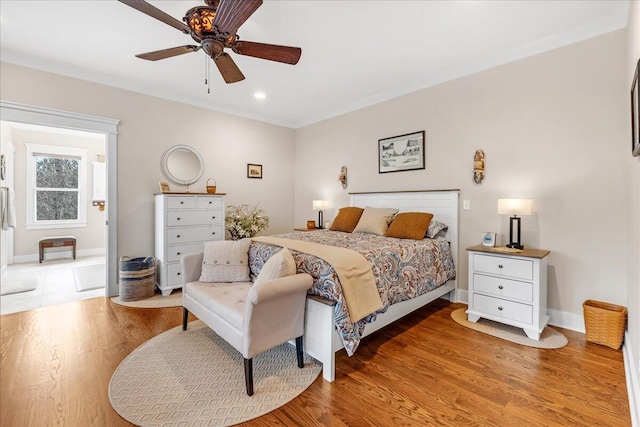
481,232 -> 496,247
159,181 -> 171,193
247,164 -> 262,179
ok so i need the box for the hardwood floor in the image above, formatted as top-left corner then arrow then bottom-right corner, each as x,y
0,297 -> 630,426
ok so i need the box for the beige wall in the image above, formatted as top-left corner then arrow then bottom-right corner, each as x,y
626,0 -> 640,414
8,127 -> 106,258
294,30 -> 629,328
0,62 -> 296,264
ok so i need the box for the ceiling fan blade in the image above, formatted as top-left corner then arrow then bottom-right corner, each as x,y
119,0 -> 190,33
214,53 -> 245,83
233,41 -> 301,65
136,46 -> 201,61
214,0 -> 263,36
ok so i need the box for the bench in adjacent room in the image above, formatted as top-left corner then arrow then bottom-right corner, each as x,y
39,236 -> 77,263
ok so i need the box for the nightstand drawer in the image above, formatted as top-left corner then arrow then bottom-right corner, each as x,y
166,243 -> 204,262
197,197 -> 223,209
473,254 -> 533,281
167,196 -> 196,209
473,294 -> 533,325
167,225 -> 223,244
167,210 -> 222,226
473,274 -> 533,302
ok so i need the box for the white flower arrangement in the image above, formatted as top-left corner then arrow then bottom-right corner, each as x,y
225,204 -> 269,240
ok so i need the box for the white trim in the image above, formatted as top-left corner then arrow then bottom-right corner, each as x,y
548,308 -> 586,333
13,247 -> 105,264
0,101 -> 119,296
623,333 -> 640,427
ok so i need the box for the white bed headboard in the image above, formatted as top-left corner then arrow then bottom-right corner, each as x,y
350,190 -> 460,288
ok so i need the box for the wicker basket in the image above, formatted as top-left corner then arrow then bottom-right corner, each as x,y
119,256 -> 156,302
583,300 -> 627,349
206,178 -> 217,194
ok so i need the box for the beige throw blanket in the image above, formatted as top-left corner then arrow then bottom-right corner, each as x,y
252,236 -> 383,323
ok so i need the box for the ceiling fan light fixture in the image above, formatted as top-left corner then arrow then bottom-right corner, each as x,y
185,7 -> 217,41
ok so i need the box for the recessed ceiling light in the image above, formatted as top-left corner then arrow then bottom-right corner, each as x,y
254,92 -> 266,99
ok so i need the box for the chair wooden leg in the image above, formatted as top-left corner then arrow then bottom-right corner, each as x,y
182,307 -> 189,331
296,336 -> 304,368
244,358 -> 254,396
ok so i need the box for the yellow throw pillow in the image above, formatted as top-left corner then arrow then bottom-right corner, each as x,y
385,212 -> 434,240
352,207 -> 399,235
330,207 -> 364,233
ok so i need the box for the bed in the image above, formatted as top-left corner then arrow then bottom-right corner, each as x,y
252,190 -> 459,381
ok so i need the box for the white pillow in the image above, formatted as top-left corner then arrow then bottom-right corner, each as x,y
254,248 -> 296,286
352,207 -> 399,235
199,239 -> 252,283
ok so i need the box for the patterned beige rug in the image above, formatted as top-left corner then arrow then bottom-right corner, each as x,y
111,289 -> 182,308
109,320 -> 322,426
451,308 -> 568,349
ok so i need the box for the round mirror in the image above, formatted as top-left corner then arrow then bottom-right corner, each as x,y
161,145 -> 204,191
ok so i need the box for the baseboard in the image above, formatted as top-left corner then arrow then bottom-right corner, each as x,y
547,308 -> 585,333
623,332 -> 640,427
13,248 -> 105,264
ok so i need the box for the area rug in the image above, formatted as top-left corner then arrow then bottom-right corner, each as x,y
109,320 -> 321,426
451,308 -> 568,349
73,264 -> 105,292
0,274 -> 38,296
111,289 -> 182,308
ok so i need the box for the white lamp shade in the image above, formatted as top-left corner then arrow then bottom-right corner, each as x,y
313,200 -> 330,210
498,199 -> 534,216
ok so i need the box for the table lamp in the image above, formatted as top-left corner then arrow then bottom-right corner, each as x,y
498,198 -> 533,249
312,200 -> 330,229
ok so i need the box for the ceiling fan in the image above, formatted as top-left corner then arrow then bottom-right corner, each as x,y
119,0 -> 302,84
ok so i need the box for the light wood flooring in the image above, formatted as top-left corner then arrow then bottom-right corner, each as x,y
0,297 -> 630,426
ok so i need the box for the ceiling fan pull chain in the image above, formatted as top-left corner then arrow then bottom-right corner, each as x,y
207,59 -> 211,94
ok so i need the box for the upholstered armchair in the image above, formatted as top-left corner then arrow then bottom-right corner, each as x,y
181,251 -> 313,396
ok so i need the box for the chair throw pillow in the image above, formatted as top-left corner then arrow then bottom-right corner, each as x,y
353,207 -> 399,236
386,212 -> 434,240
254,248 -> 296,286
199,238 -> 252,283
330,207 -> 364,233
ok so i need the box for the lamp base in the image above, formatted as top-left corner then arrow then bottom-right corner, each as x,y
506,242 -> 524,250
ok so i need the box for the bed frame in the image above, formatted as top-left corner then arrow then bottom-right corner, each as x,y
302,190 -> 460,382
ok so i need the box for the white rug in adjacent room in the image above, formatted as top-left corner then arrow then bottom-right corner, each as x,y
109,320 -> 322,426
73,264 -> 105,292
0,273 -> 39,296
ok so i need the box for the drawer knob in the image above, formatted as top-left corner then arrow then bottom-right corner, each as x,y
177,272 -> 181,276
209,201 -> 212,204
498,306 -> 503,311
177,252 -> 181,256
212,232 -> 216,235
177,235 -> 181,238
498,285 -> 504,290
498,264 -> 503,269
180,201 -> 184,204
212,216 -> 216,219
177,217 -> 181,220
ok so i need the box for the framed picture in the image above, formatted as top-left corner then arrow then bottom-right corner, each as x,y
378,131 -> 425,173
632,58 -> 640,157
247,164 -> 262,179
159,181 -> 171,193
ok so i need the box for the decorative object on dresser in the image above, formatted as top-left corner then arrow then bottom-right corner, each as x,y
312,200 -> 330,229
306,220 -> 316,229
247,164 -> 262,179
631,58 -> 640,157
160,145 -> 204,192
473,149 -> 485,184
497,198 -> 533,249
225,204 -> 269,240
466,245 -> 550,340
159,181 -> 171,193
481,232 -> 496,247
154,193 -> 225,296
205,178 -> 217,194
378,131 -> 425,174
338,166 -> 347,188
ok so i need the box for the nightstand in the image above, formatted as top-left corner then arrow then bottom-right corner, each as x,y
293,227 -> 320,231
466,245 -> 550,340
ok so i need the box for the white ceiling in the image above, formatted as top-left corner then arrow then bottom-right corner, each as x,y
0,1 -> 630,129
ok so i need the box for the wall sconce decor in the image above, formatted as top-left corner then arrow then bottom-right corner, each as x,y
473,150 -> 485,184
338,166 -> 347,189
498,198 -> 534,249
312,200 -> 330,229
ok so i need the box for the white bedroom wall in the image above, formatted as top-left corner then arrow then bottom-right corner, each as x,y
294,29 -> 629,330
0,62 -> 295,265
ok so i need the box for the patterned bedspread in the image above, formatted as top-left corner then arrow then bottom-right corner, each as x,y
248,230 -> 456,356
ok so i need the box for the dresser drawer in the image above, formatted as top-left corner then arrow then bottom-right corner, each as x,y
166,262 -> 184,287
166,243 -> 204,263
197,196 -> 223,209
167,210 -> 223,227
473,294 -> 533,325
167,196 -> 196,209
167,225 -> 223,244
473,274 -> 533,302
473,254 -> 533,281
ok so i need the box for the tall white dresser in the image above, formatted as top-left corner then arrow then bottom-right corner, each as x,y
154,193 -> 225,296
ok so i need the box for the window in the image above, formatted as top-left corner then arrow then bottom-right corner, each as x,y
25,143 -> 87,229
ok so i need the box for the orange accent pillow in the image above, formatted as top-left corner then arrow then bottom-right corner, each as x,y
385,212 -> 434,240
330,207 -> 364,233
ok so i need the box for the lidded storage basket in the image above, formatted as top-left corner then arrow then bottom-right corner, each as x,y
119,256 -> 156,301
583,300 -> 627,350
